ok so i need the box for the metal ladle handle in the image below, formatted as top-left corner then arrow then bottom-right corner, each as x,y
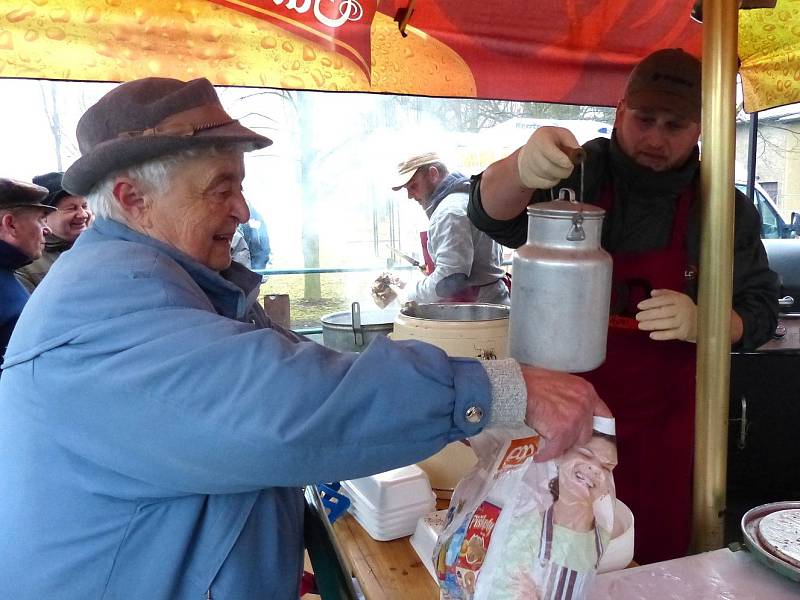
558,144 -> 587,166
351,301 -> 364,347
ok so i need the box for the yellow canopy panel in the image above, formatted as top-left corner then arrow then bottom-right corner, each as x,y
739,0 -> 800,113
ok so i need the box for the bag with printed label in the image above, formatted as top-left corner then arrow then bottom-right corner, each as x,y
433,417 -> 617,600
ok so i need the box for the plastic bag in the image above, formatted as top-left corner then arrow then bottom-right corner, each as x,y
434,417 -> 617,600
371,272 -> 406,308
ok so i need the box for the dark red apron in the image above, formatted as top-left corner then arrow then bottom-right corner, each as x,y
582,188 -> 697,565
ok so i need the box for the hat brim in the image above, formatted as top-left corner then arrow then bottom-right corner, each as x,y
63,122 -> 272,196
6,203 -> 57,213
625,90 -> 701,123
391,173 -> 415,192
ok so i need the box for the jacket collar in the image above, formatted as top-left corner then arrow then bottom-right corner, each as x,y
44,234 -> 73,253
84,217 -> 261,320
0,239 -> 33,271
424,172 -> 470,218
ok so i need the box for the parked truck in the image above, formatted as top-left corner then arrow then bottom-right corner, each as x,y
737,181 -> 800,314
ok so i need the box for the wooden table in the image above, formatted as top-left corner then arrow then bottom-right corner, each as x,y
332,514 -> 438,600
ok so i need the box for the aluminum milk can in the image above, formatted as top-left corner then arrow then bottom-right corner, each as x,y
509,191 -> 612,372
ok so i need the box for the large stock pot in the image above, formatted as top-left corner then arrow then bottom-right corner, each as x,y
321,302 -> 396,353
391,303 -> 510,498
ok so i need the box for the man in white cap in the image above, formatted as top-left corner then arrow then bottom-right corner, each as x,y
390,151 -> 509,304
0,76 -> 607,599
469,48 -> 778,564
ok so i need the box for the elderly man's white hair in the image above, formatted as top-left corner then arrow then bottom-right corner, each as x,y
85,144 -> 249,224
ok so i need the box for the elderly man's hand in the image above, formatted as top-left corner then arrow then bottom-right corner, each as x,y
520,365 -> 611,462
636,289 -> 697,342
516,126 -> 580,190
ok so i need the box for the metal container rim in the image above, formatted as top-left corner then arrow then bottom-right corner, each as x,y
399,303 -> 510,322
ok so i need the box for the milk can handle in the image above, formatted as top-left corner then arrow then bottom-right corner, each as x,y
351,301 -> 364,347
557,188 -> 586,241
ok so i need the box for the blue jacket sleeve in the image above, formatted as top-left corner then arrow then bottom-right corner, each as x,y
10,302 -> 490,497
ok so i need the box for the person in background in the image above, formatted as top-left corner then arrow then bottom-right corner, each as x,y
240,203 -> 271,270
389,152 -> 510,305
0,178 -> 53,364
0,76 -> 608,599
230,228 -> 251,268
15,171 -> 90,292
468,48 -> 779,564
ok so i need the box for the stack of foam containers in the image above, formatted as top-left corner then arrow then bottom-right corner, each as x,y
341,465 -> 436,541
410,509 -> 448,580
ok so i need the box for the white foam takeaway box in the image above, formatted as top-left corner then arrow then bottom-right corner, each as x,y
410,509 -> 448,580
345,465 -> 434,512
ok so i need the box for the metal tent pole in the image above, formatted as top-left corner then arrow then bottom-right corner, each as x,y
693,0 -> 739,552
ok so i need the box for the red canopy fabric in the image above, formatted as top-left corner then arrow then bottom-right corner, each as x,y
4,0 -> 796,112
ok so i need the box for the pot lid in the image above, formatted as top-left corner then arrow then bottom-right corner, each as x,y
527,200 -> 605,219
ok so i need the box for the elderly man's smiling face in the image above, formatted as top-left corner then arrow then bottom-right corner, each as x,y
126,149 -> 250,271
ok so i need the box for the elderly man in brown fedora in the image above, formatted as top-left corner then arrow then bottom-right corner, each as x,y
0,178 -> 52,364
0,77 -> 608,599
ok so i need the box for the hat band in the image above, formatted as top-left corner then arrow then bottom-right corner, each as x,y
117,104 -> 238,139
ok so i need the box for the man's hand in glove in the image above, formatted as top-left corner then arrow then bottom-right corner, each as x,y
517,126 -> 580,190
636,289 -> 697,342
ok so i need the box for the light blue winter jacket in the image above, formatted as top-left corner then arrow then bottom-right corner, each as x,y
0,217 -> 491,599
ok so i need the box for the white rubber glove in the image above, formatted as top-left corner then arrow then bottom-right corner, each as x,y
516,126 -> 580,190
636,289 -> 697,342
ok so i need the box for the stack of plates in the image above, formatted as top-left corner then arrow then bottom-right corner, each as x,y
742,501 -> 800,582
342,465 -> 436,541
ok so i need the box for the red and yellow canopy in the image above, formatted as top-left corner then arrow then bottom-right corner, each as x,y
0,0 -> 796,111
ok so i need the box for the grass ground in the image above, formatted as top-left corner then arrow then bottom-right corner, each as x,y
258,272 -> 379,329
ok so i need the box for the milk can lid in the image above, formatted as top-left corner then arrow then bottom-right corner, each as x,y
527,200 -> 605,219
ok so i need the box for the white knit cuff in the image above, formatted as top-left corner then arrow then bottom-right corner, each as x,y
479,358 -> 527,426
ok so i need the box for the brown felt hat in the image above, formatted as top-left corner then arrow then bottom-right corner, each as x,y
624,48 -> 702,122
0,178 -> 55,212
62,77 -> 272,196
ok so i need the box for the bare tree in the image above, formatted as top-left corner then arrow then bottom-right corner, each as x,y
39,81 -> 65,171
393,95 -> 614,132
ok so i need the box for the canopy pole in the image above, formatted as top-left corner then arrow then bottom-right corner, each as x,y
746,112 -> 760,204
693,0 -> 739,553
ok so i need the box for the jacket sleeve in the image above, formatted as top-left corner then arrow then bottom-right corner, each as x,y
731,189 -> 780,350
408,199 -> 475,302
467,173 -> 531,249
16,297 -> 492,497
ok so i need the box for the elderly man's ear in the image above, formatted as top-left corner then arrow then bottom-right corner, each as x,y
112,178 -> 151,225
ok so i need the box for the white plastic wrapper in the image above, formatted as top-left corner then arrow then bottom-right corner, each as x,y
371,272 -> 406,308
434,418 -> 617,600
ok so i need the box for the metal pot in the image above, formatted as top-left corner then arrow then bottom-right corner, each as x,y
510,194 -> 612,372
321,302 -> 395,352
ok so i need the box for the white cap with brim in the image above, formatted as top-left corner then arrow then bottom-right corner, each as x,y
390,151 -> 442,191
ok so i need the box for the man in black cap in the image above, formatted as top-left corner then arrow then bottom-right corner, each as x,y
0,178 -> 53,362
468,48 -> 779,564
16,171 -> 90,291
